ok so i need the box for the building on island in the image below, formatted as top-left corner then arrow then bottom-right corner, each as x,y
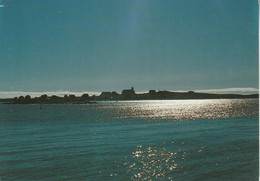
99,87 -> 136,100
122,87 -> 136,99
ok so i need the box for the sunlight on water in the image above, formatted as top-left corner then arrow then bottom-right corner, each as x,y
0,99 -> 258,180
97,99 -> 258,121
109,140 -> 211,181
122,142 -> 192,180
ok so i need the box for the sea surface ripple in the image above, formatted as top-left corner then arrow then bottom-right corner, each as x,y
0,99 -> 258,180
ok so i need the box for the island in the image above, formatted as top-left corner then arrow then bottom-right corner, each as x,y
0,87 -> 258,104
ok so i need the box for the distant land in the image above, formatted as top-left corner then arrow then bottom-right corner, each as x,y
0,87 -> 258,104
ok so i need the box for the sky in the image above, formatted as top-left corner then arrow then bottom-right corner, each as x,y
0,0 -> 258,96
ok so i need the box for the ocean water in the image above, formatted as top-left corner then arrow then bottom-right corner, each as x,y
0,99 -> 258,181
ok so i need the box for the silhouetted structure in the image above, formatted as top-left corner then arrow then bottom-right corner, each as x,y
111,91 -> 119,99
122,87 -> 136,99
99,91 -> 120,100
100,92 -> 113,99
4,87 -> 259,104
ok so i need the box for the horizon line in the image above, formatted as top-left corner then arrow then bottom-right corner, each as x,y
0,87 -> 258,98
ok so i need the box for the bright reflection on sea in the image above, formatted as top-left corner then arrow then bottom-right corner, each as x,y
96,99 -> 258,180
117,141 -> 207,180
0,99 -> 258,180
96,99 -> 258,121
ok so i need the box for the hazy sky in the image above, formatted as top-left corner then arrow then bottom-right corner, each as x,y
0,0 -> 258,93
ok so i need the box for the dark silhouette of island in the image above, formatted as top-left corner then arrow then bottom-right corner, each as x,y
3,93 -> 95,104
1,87 -> 258,104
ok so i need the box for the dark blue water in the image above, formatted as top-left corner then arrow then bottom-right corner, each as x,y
0,99 -> 258,180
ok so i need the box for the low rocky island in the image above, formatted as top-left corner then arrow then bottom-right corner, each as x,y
3,94 -> 95,104
1,87 -> 259,104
